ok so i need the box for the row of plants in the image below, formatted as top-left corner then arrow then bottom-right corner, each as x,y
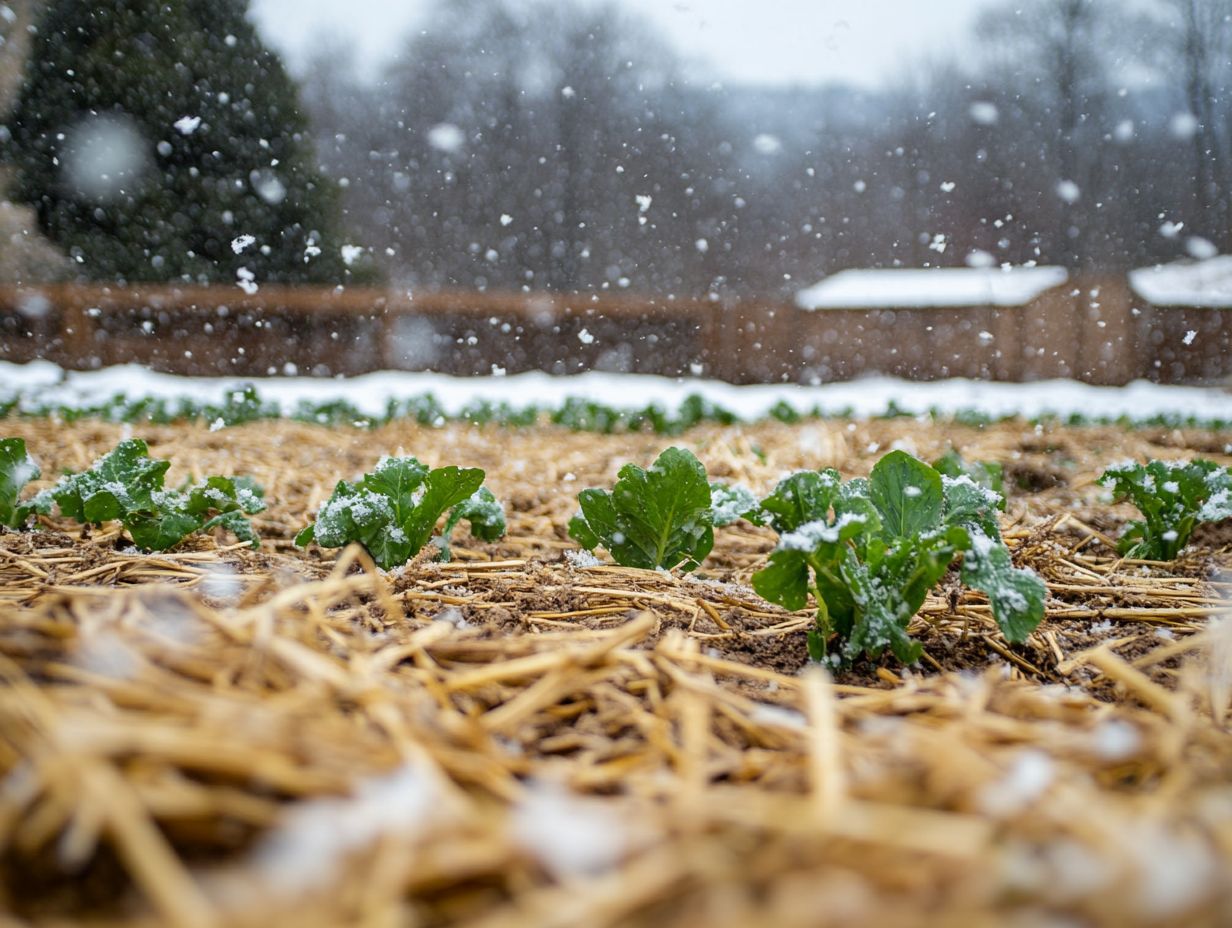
0,437 -> 505,563
3,437 -> 1230,666
2,386 -> 1231,434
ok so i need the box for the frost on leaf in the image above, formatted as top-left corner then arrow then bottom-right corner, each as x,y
38,439 -> 264,551
1100,459 -> 1232,561
708,482 -> 759,527
933,448 -> 1005,502
755,469 -> 842,534
0,437 -> 49,528
296,456 -> 504,569
959,529 -> 1046,643
753,450 -> 1044,665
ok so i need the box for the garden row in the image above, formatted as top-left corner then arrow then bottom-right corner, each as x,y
3,436 -> 1230,666
4,383 -> 1232,433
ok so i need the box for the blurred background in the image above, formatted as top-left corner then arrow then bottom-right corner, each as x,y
0,0 -> 1229,385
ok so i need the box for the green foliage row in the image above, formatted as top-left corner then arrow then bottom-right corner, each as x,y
2,386 -> 1230,434
568,446 -> 1231,665
568,447 -> 1046,665
5,434 -> 1229,667
0,437 -> 264,550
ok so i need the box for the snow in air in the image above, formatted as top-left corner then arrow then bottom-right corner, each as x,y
173,115 -> 201,136
427,122 -> 465,152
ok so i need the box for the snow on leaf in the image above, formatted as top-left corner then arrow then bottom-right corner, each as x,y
752,451 -> 1042,666
1099,459 -> 1232,560
41,439 -> 262,550
297,456 -> 500,569
0,437 -> 46,528
960,529 -> 1046,642
708,482 -> 759,527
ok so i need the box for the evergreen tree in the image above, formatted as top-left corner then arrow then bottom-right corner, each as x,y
5,0 -> 346,284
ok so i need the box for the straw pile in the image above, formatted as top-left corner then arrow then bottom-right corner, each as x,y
1,415 -> 1230,927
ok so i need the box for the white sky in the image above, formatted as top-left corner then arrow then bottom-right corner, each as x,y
249,0 -> 989,88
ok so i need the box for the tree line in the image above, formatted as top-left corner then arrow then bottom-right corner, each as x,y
300,0 -> 1232,297
3,0 -> 1230,296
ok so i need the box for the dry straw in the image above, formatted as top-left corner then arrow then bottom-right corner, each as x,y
0,416 -> 1230,926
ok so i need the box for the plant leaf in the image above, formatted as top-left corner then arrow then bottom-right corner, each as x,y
36,438 -> 263,551
0,437 -> 42,528
839,550 -> 925,664
709,482 -> 760,527
402,465 -> 487,557
569,447 -> 714,571
199,510 -> 261,549
439,486 -> 507,560
941,473 -> 1005,539
869,450 -> 943,539
757,470 -> 841,533
308,482 -> 396,548
751,450 -> 1045,667
751,549 -> 811,611
933,448 -> 1004,501
297,458 -> 502,571
126,509 -> 203,551
569,489 -> 618,556
50,439 -> 170,524
362,456 -> 430,522
186,475 -> 267,518
960,530 -> 1046,642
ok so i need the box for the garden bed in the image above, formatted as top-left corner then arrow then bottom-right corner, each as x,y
1,414 -> 1230,927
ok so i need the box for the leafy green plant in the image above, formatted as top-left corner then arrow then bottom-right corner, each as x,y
37,439 -> 265,550
0,437 -> 45,528
708,482 -> 760,527
5,381 -> 1232,435
752,451 -> 1045,665
1099,459 -> 1232,561
933,447 -> 1005,500
295,455 -> 506,569
568,447 -> 714,571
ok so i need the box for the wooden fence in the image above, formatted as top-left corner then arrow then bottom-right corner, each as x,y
0,281 -> 1228,385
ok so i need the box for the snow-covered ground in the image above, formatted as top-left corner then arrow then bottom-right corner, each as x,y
0,359 -> 1227,422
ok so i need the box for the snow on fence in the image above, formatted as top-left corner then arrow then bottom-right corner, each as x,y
1129,257 -> 1232,384
0,277 -> 1229,385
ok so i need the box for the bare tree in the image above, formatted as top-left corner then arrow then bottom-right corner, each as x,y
1159,0 -> 1232,249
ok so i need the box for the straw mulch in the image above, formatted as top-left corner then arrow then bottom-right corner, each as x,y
1,415 -> 1231,927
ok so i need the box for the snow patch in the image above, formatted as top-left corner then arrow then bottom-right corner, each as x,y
246,762 -> 441,896
977,750 -> 1054,817
564,549 -> 602,569
796,266 -> 1068,310
511,783 -> 627,879
1130,255 -> 1232,308
0,361 -> 1227,425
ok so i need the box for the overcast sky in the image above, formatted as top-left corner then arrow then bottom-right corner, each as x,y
249,0 -> 989,88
